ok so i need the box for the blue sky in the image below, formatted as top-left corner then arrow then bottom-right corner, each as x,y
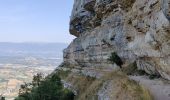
0,0 -> 75,43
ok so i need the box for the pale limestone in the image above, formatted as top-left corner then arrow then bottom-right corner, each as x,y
64,0 -> 170,80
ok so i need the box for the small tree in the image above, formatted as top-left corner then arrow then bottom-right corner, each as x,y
0,95 -> 5,100
15,73 -> 74,100
32,73 -> 44,87
1,97 -> 5,100
108,52 -> 123,68
19,83 -> 32,95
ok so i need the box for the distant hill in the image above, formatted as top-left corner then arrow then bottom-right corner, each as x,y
0,42 -> 68,58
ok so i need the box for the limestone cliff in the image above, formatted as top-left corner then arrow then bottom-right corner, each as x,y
63,0 -> 170,80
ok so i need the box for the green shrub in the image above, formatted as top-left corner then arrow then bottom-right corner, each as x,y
0,96 -> 5,100
15,73 -> 74,100
61,89 -> 75,100
149,74 -> 160,80
108,52 -> 123,67
136,70 -> 147,76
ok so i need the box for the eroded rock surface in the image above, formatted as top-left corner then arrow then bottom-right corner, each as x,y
64,0 -> 170,80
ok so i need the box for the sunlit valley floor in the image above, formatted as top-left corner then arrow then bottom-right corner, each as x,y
0,63 -> 54,100
0,43 -> 67,100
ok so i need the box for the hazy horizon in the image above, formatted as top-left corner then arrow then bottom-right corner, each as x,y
0,41 -> 69,44
0,0 -> 75,43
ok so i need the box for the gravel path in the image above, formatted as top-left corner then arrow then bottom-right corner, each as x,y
129,76 -> 170,100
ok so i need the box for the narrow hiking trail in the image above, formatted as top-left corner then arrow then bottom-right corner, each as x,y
130,76 -> 170,100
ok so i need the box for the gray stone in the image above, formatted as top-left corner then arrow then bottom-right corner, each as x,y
65,0 -> 170,80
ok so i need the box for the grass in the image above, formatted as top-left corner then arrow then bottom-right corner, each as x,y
104,71 -> 153,100
122,62 -> 138,75
57,69 -> 153,100
122,62 -> 149,76
65,74 -> 96,100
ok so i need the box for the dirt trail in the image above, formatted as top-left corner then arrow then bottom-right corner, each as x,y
129,76 -> 170,100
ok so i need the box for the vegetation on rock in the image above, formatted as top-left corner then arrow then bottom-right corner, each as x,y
0,96 -> 5,100
122,62 -> 138,75
15,73 -> 74,100
120,0 -> 136,10
60,68 -> 153,100
108,52 -> 123,68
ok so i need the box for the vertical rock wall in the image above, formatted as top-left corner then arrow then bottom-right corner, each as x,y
64,0 -> 170,80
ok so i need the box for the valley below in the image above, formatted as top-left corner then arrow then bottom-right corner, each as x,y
0,65 -> 53,99
0,43 -> 67,100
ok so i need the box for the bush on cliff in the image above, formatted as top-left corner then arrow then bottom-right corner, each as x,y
15,73 -> 74,100
108,52 -> 123,68
0,96 -> 5,100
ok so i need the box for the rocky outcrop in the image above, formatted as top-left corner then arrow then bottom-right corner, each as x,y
64,0 -> 170,80
162,0 -> 170,20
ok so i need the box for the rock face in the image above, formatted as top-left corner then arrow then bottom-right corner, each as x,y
64,0 -> 170,80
